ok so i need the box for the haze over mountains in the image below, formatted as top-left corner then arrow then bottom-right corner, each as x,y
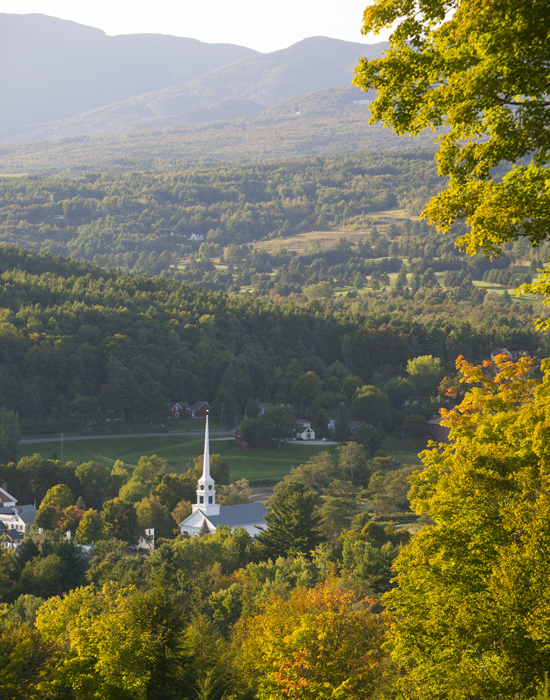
0,13 -> 386,144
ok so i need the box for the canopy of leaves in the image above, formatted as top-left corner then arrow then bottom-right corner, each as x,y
234,575 -> 385,700
354,0 -> 550,267
385,354 -> 550,697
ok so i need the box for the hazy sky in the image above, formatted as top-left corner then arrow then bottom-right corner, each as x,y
2,0 -> 391,53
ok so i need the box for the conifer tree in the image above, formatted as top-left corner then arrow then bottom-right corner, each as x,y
256,482 -> 324,559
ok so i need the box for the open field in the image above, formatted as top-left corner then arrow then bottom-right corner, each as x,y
254,228 -> 376,253
17,435 -> 340,485
383,434 -> 426,465
363,207 -> 417,220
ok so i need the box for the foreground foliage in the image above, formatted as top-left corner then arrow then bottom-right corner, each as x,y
235,575 -> 385,699
355,0 -> 550,256
386,354 -> 550,698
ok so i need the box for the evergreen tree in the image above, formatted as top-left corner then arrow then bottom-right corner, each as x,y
0,407 -> 20,464
256,482 -> 324,559
350,422 -> 384,457
334,403 -> 350,442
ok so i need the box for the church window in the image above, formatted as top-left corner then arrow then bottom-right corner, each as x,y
199,496 -> 204,504
208,496 -> 213,504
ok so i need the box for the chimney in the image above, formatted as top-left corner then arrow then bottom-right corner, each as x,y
1,482 -> 7,492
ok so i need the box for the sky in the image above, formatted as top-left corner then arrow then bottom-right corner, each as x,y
1,0 -> 391,53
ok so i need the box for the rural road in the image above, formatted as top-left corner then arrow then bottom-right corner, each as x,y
19,430 -> 236,444
19,433 -> 337,446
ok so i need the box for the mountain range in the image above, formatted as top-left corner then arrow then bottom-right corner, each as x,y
0,13 -> 387,144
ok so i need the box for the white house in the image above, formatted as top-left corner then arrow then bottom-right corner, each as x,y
137,525 -> 155,551
0,521 -> 22,548
0,484 -> 37,535
296,419 -> 315,440
179,414 -> 267,537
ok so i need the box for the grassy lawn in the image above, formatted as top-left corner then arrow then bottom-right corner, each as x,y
472,279 -> 539,303
18,436 -> 340,486
383,434 -> 427,465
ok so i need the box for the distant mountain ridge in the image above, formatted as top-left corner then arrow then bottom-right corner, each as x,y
0,13 -> 258,139
0,14 -> 387,144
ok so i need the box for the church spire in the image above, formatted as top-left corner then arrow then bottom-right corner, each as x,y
192,411 -> 220,515
202,410 -> 211,481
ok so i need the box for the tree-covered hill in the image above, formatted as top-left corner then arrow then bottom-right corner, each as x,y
0,100 -> 436,174
0,150 -> 439,264
1,12 -> 388,146
12,40 -> 389,145
0,245 -> 546,436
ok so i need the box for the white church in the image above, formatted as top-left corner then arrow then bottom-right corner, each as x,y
179,413 -> 267,536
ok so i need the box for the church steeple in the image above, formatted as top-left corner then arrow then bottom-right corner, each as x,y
192,411 -> 220,515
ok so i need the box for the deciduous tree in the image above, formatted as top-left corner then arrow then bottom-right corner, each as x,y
0,407 -> 20,465
101,498 -> 140,545
354,0 -> 550,274
385,354 -> 550,698
234,576 -> 385,700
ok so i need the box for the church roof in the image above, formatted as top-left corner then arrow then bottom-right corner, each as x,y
206,502 -> 267,527
180,502 -> 267,529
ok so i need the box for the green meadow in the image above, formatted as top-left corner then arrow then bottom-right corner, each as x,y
18,436 -> 342,485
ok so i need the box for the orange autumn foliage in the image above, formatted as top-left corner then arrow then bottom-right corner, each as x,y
233,574 -> 385,699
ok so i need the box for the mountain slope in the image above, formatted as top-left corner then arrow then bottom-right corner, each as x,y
1,32 -> 386,143
0,87 -> 436,174
0,13 -> 258,139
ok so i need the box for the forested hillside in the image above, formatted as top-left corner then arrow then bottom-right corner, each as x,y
2,0 -> 550,696
0,245 -> 546,438
0,150 -> 438,261
0,102 -> 436,173
1,14 -> 388,144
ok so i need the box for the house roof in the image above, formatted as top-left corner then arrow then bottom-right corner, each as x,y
181,502 -> 267,529
184,400 -> 210,411
491,347 -> 512,356
0,486 -> 16,505
0,528 -> 23,543
167,401 -> 183,410
0,505 -> 37,524
0,507 -> 16,517
15,505 -> 37,524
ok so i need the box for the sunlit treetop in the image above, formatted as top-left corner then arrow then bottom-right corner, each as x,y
354,0 -> 550,261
